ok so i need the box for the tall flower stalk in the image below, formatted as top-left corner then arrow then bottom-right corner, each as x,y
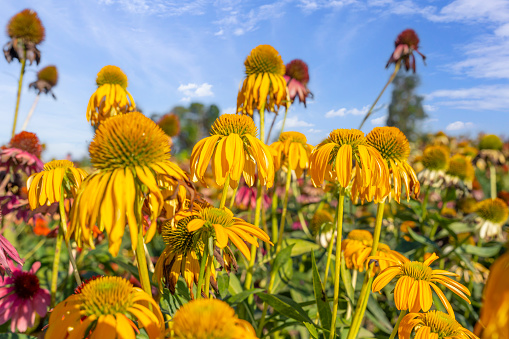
309,129 -> 389,338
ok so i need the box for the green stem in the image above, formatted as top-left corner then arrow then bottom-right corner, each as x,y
219,174 -> 230,208
133,197 -> 152,298
389,310 -> 407,339
359,62 -> 400,130
12,47 -> 27,138
271,189 -> 279,249
59,190 -> 82,286
275,171 -> 292,253
279,107 -> 289,137
329,192 -> 345,339
490,165 -> 497,199
229,184 -> 239,209
196,249 -> 208,299
23,238 -> 46,261
204,255 -> 213,298
346,202 -> 385,339
244,103 -> 266,291
50,228 -> 63,308
323,209 -> 339,288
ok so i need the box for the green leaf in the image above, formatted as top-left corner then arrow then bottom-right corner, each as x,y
257,293 -> 312,323
284,238 -> 321,257
227,288 -> 264,304
341,252 -> 354,304
407,227 -> 439,249
462,244 -> 502,257
366,296 -> 392,333
311,252 -> 332,330
304,321 -> 320,338
228,273 -> 243,295
272,258 -> 294,294
436,222 -> 474,239
273,243 -> 294,274
217,273 -> 230,299
0,334 -> 33,339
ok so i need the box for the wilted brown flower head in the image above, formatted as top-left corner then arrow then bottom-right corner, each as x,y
158,113 -> 181,137
3,9 -> 45,65
9,131 -> 42,158
284,59 -> 313,107
29,65 -> 58,98
386,29 -> 426,73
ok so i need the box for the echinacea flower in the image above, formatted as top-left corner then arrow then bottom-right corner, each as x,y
237,45 -> 289,116
3,9 -> 45,65
46,276 -> 164,339
371,252 -> 471,316
284,59 -> 313,107
473,134 -> 506,170
363,126 -> 420,203
190,114 -> 274,189
386,29 -> 426,73
170,298 -> 257,339
29,65 -> 58,98
417,145 -> 450,187
184,204 -> 272,259
69,112 -> 188,256
154,218 -> 203,298
457,197 -> 478,215
0,262 -> 50,332
342,230 -> 397,273
400,311 -> 478,339
309,129 -> 389,200
270,131 -> 313,178
475,251 -> 509,338
86,65 -> 135,126
158,113 -> 181,137
445,154 -> 475,195
0,131 -> 43,175
0,226 -> 23,276
27,159 -> 87,209
474,197 -> 508,240
235,179 -> 272,210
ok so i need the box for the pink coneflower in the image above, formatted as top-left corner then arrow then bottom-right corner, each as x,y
235,181 -> 272,209
284,59 -> 313,107
0,132 -> 43,176
386,28 -> 426,73
0,262 -> 50,332
0,235 -> 23,277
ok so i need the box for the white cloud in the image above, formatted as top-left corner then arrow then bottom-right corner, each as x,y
214,29 -> 224,36
325,105 -> 369,118
446,121 -> 475,131
371,115 -> 387,126
427,85 -> 509,111
298,0 -> 357,12
276,116 -> 314,129
98,0 -> 207,16
423,105 -> 438,112
308,128 -> 323,133
178,83 -> 214,102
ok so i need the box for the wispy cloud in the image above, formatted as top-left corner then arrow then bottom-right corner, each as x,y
276,116 -> 314,128
98,0 -> 208,16
427,85 -> 509,111
446,121 -> 474,131
178,83 -> 214,101
371,114 -> 387,126
325,105 -> 369,118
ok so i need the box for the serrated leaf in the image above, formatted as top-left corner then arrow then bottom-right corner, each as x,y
311,251 -> 332,330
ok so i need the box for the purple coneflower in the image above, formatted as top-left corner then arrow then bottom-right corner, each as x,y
0,262 -> 50,332
284,59 -> 313,107
0,131 -> 43,176
386,28 -> 426,72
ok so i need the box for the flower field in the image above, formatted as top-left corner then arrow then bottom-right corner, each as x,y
1,7 -> 509,339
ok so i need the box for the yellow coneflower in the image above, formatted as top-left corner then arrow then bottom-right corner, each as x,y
154,215 -> 228,299
446,154 -> 475,186
371,253 -> 471,316
363,126 -> 420,203
417,145 -> 450,187
69,112 -> 188,256
479,134 -> 503,151
433,131 -> 450,146
46,276 -> 164,339
457,197 -> 478,214
475,198 -> 508,240
27,160 -> 87,209
475,251 -> 509,338
270,131 -> 313,177
190,114 -> 274,189
342,230 -> 397,273
86,65 -> 135,126
29,65 -> 58,97
184,204 -> 272,259
309,129 -> 389,195
170,298 -> 257,339
236,45 -> 288,117
399,311 -> 478,339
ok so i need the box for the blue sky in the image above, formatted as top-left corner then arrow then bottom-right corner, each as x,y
1,0 -> 508,160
